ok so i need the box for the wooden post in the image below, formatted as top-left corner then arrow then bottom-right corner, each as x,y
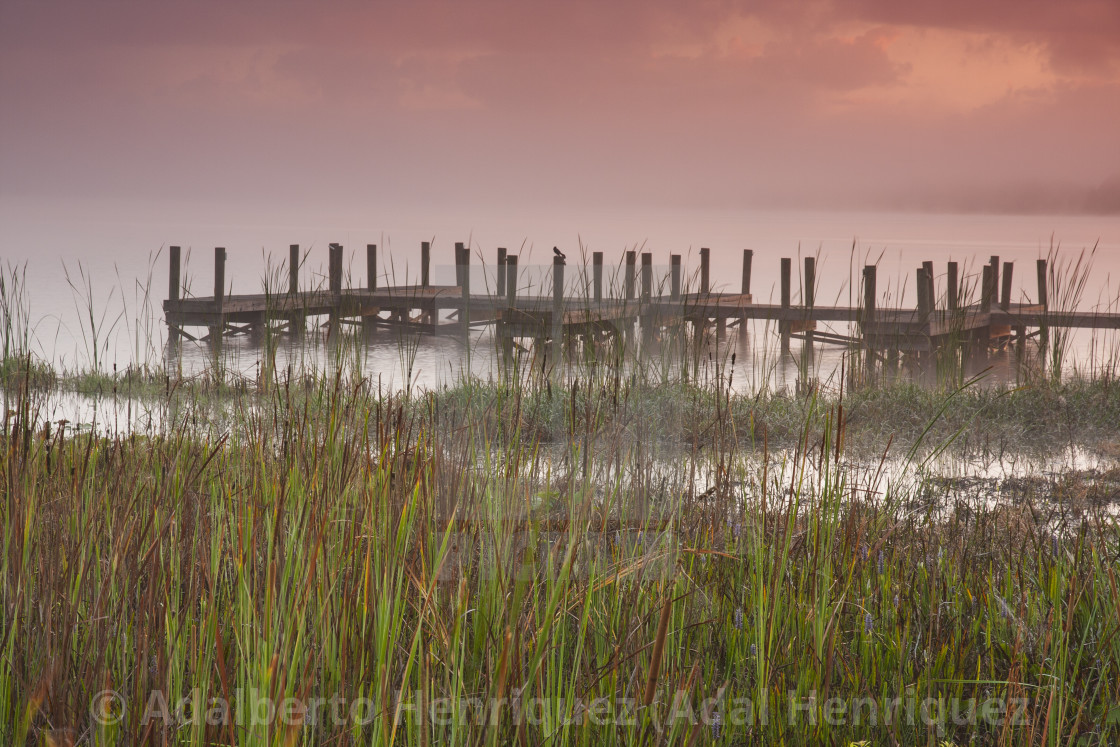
640,252 -> 653,345
497,247 -> 507,297
947,261 -> 959,311
981,265 -> 994,312
922,261 -> 935,309
458,243 -> 470,332
289,245 -> 299,294
1037,258 -> 1049,355
670,255 -> 681,301
917,266 -> 932,320
741,250 -> 753,295
989,256 -> 1000,305
1000,261 -> 1013,311
863,265 -> 877,370
329,243 -> 342,294
421,241 -> 431,288
212,247 -> 226,344
625,251 -> 636,300
288,244 -> 303,334
640,252 -> 652,302
780,257 -> 791,354
1037,259 -> 1049,309
803,256 -> 816,361
501,255 -> 518,358
700,247 -> 710,295
552,255 -> 564,364
506,255 -> 518,308
168,246 -> 181,303
593,252 -> 603,303
804,257 -> 816,309
168,246 -> 181,344
327,243 -> 342,333
362,244 -> 376,335
454,242 -> 465,289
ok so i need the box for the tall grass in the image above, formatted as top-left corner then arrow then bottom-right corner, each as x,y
2,247 -> 1120,745
2,353 -> 1119,745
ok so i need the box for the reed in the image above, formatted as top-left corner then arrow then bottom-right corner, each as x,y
2,249 -> 1120,745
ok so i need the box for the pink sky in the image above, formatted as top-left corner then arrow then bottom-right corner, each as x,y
3,0 -> 1119,215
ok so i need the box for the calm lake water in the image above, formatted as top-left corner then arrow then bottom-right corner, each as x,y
3,200 -> 1120,390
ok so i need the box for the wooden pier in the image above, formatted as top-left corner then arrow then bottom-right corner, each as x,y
163,243 -> 1120,372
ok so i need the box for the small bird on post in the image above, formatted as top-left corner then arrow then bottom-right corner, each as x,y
553,246 -> 566,263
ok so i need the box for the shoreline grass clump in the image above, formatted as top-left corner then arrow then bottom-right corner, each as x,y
2,361 -> 1119,746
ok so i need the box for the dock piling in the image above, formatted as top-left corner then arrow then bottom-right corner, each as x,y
981,264 -> 994,313
288,244 -> 303,334
552,255 -> 564,364
211,247 -> 226,343
625,251 -> 636,300
168,246 -> 181,344
947,262 -> 959,311
670,255 -> 681,301
862,265 -> 877,370
700,247 -> 710,295
1000,261 -> 1013,311
457,243 -> 470,332
593,252 -> 603,303
780,258 -> 791,354
497,247 -> 507,296
741,250 -> 753,296
421,241 -> 431,288
640,252 -> 652,302
1037,258 -> 1049,355
641,252 -> 653,346
803,256 -> 816,364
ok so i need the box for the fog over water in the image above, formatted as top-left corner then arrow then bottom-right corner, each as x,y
3,200 -> 1120,390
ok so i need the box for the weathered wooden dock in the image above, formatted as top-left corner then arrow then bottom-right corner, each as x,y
163,242 -> 1120,373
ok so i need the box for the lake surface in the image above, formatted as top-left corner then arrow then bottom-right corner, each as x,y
3,199 -> 1119,389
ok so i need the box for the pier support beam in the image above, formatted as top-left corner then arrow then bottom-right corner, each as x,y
1000,261 -> 1013,311
364,244 -> 377,335
625,251 -> 636,300
700,247 -> 710,295
552,255 -> 564,368
641,252 -> 653,347
497,247 -> 507,297
1037,258 -> 1049,360
802,256 -> 816,370
168,246 -> 181,345
780,257 -> 791,355
593,252 -> 603,303
288,244 -> 304,335
211,247 -> 226,346
500,255 -> 518,359
456,243 -> 470,334
328,243 -> 343,334
947,261 -> 959,312
862,265 -> 877,374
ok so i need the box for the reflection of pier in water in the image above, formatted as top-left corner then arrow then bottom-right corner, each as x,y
163,242 -> 1120,377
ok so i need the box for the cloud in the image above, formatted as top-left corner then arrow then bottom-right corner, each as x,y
1,0 -> 1118,214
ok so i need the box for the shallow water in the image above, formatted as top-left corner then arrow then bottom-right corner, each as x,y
4,204 -> 1119,386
